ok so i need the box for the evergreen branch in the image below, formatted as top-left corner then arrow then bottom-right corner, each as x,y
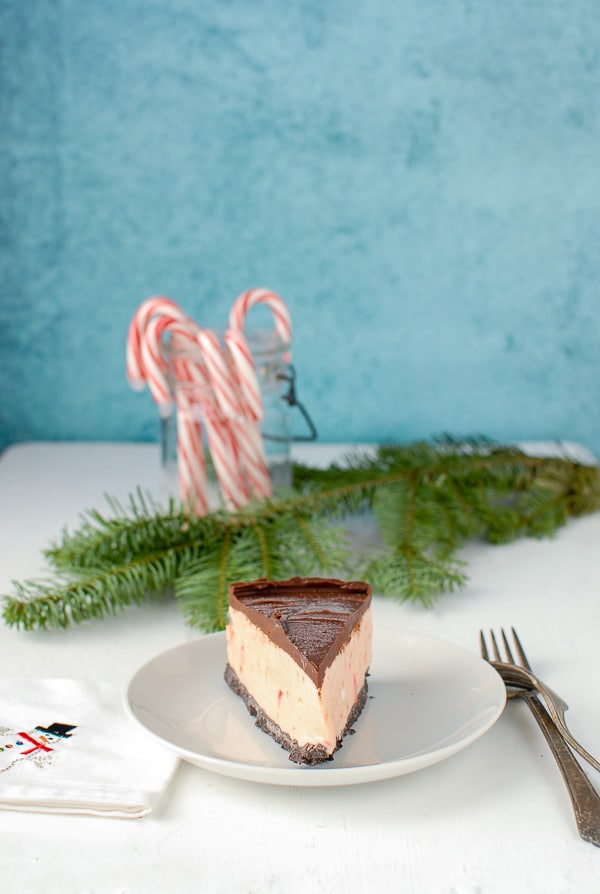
46,489 -> 229,571
174,514 -> 348,631
3,544 -> 186,630
362,547 -> 467,607
2,440 -> 599,632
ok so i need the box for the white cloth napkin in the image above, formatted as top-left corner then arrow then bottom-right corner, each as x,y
0,675 -> 179,818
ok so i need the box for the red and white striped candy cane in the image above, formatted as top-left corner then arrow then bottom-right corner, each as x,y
200,399 -> 250,510
174,389 -> 209,516
199,329 -> 271,499
126,296 -> 189,389
197,330 -> 243,420
230,415 -> 272,499
139,315 -> 174,412
165,322 -> 215,513
228,288 -> 292,346
197,329 -> 262,505
223,328 -> 263,422
226,287 -> 291,424
167,321 -> 210,399
135,311 -> 211,512
138,314 -> 200,412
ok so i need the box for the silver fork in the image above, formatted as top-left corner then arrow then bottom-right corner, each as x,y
480,628 -> 600,846
480,627 -> 600,774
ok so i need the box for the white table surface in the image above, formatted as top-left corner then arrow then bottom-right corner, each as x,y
0,441 -> 599,893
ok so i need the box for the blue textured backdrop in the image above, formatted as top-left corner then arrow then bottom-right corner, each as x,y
2,1 -> 600,454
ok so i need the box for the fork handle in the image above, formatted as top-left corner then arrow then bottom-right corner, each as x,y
499,667 -> 600,774
520,692 -> 600,846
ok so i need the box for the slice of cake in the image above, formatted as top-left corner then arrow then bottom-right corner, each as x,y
224,576 -> 372,765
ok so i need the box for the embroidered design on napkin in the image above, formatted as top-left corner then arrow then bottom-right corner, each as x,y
0,723 -> 77,774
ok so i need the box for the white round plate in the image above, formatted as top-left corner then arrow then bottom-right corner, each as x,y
125,626 -> 506,786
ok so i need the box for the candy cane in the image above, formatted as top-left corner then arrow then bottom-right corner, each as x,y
228,288 -> 292,346
223,328 -> 263,422
174,390 -> 209,516
201,400 -> 249,510
166,325 -> 214,513
199,329 -> 272,499
231,416 -> 272,499
193,329 -> 249,504
226,289 -> 293,497
168,323 -> 210,401
138,315 -> 201,412
134,311 -> 210,511
139,316 -> 174,412
197,330 -> 243,420
198,328 -> 271,502
126,296 -> 189,389
226,287 -> 291,424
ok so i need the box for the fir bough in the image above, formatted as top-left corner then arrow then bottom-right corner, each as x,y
3,439 -> 599,632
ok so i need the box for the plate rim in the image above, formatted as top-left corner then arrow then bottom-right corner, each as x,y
125,626 -> 506,787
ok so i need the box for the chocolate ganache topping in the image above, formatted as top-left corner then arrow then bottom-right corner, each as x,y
228,577 -> 372,686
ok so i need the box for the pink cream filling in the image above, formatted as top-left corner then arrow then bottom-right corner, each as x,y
226,606 -> 372,753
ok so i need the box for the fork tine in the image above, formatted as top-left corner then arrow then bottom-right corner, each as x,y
510,626 -> 532,670
479,630 -> 489,661
501,628 -> 515,663
489,629 -> 502,661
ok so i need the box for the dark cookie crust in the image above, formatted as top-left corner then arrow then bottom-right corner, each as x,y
224,663 -> 368,765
